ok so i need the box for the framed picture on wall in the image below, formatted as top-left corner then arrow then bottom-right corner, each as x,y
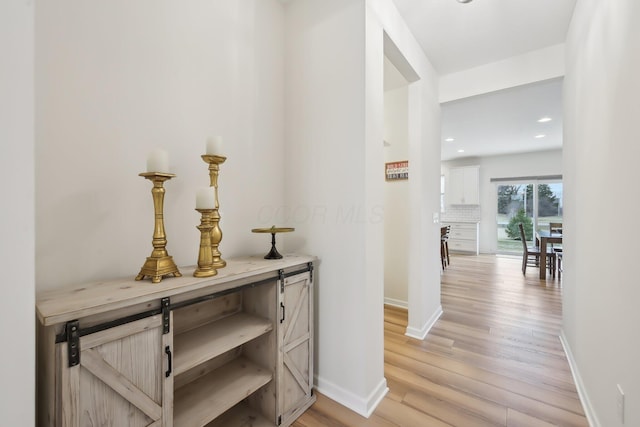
385,161 -> 409,181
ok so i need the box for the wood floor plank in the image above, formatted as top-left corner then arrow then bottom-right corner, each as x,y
384,363 -> 508,425
293,254 -> 588,427
383,345 -> 584,414
374,398 -> 453,427
507,408 -> 559,427
291,393 -> 396,427
402,390 -> 502,427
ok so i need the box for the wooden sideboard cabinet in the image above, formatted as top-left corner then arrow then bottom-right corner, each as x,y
36,255 -> 316,427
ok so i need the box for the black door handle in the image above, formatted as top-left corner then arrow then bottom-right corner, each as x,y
165,346 -> 172,378
280,302 -> 285,323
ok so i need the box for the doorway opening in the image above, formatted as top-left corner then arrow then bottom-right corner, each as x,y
383,55 -> 410,309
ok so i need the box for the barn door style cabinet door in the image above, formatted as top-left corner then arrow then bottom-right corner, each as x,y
279,270 -> 314,426
57,313 -> 173,427
36,255 -> 316,427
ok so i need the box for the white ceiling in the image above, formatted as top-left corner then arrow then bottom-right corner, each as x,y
387,0 -> 576,160
440,78 -> 563,160
392,0 -> 577,75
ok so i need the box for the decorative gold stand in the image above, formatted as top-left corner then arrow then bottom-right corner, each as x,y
202,155 -> 226,268
194,209 -> 217,277
136,172 -> 182,283
251,226 -> 295,259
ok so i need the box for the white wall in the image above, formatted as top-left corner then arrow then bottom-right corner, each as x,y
32,0 -> 440,419
285,0 -> 379,414
0,0 -> 35,424
285,0 -> 441,416
442,149 -> 562,253
35,0 -> 286,291
563,1 -> 640,426
384,85 -> 409,307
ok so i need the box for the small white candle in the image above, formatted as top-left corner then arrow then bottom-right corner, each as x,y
206,136 -> 223,156
146,148 -> 169,173
196,187 -> 216,210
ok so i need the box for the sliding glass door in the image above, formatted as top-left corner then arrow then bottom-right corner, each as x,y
536,181 -> 563,232
496,180 -> 563,254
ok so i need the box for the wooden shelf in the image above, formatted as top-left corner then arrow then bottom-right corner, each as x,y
205,402 -> 273,427
174,312 -> 273,376
174,357 -> 273,427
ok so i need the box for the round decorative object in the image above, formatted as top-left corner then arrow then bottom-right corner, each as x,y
251,226 -> 295,259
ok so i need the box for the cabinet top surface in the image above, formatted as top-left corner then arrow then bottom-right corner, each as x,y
36,254 -> 316,326
442,221 -> 479,225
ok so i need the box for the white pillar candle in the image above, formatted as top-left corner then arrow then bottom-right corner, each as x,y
196,187 -> 216,210
206,136 -> 223,156
146,148 -> 169,173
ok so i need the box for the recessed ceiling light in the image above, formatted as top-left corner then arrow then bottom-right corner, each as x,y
535,134 -> 546,139
457,0 -> 473,3
538,117 -> 552,123
457,149 -> 465,153
445,138 -> 455,142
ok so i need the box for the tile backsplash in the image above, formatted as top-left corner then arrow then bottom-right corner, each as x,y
441,205 -> 481,223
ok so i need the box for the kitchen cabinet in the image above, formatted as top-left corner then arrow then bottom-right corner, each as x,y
442,222 -> 479,254
447,166 -> 480,205
36,255 -> 316,427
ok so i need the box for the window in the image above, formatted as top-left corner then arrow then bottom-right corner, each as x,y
494,178 -> 563,254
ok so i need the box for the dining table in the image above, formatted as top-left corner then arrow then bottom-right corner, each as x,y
536,229 -> 563,279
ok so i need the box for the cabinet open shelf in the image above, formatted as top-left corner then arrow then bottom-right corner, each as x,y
173,312 -> 273,376
174,357 -> 273,427
205,402 -> 273,427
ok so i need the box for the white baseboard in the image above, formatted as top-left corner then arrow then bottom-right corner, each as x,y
314,375 -> 389,418
559,330 -> 600,427
405,305 -> 443,340
383,297 -> 408,309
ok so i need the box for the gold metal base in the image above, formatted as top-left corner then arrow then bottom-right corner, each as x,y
212,258 -> 226,269
193,268 -> 216,278
136,256 -> 182,284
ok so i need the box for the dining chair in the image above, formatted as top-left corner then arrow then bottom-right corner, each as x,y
548,222 -> 563,251
549,222 -> 563,233
440,225 -> 450,270
557,251 -> 563,280
519,223 -> 555,276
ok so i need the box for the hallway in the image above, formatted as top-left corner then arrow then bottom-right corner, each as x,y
294,254 -> 588,426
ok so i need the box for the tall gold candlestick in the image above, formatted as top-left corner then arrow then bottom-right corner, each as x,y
201,155 -> 226,269
194,209 -> 217,277
136,172 -> 182,283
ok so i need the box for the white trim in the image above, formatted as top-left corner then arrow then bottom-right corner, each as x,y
314,375 -> 389,418
405,305 -> 443,340
559,330 -> 600,427
384,297 -> 408,309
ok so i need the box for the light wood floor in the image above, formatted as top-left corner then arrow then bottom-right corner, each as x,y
292,254 -> 588,427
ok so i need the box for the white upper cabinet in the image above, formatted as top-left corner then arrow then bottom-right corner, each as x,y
447,166 -> 480,205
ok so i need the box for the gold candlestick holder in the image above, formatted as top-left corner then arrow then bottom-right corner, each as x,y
135,172 -> 182,283
194,209 -> 217,278
202,155 -> 226,269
